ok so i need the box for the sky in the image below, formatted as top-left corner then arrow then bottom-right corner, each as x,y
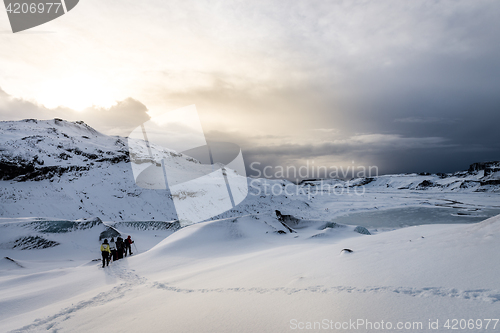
1,0 -> 500,179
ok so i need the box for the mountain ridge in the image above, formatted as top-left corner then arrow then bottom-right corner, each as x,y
0,118 -> 498,223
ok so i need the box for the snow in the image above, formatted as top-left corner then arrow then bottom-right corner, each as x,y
1,119 -> 500,332
1,213 -> 500,332
1,120 -> 499,224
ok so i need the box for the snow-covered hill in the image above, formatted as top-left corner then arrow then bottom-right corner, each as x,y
300,161 -> 500,193
0,118 -> 498,224
1,213 -> 499,332
0,119 -> 312,222
0,213 -> 368,264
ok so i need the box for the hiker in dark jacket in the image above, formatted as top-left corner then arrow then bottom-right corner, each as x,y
101,239 -> 111,268
116,237 -> 124,260
124,235 -> 134,256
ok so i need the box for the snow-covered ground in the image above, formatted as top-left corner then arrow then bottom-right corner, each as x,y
1,213 -> 500,332
1,119 -> 499,332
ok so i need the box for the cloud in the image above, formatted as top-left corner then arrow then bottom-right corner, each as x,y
80,98 -> 150,136
394,117 -> 459,124
206,129 -> 461,178
0,88 -> 149,136
313,128 -> 339,134
246,134 -> 452,158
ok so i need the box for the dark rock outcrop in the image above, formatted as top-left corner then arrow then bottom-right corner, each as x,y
468,161 -> 500,176
354,226 -> 371,235
12,236 -> 60,250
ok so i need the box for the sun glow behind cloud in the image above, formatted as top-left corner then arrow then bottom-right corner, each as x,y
35,74 -> 117,111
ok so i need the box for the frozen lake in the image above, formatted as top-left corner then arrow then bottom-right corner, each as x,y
331,206 -> 500,229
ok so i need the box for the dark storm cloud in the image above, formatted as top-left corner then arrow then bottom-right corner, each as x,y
327,52 -> 500,173
394,118 -> 459,124
206,130 -> 458,178
169,50 -> 500,176
80,99 -> 151,136
147,1 -> 500,177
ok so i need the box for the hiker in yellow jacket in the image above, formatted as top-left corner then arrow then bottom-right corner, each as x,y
101,239 -> 111,268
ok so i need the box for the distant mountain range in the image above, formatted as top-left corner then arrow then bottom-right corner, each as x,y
0,119 -> 498,221
300,160 -> 500,192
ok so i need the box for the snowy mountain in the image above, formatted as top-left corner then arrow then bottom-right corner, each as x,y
0,118 -> 499,224
0,119 -> 304,221
300,161 -> 500,192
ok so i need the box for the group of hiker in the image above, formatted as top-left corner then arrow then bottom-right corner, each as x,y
100,235 -> 134,268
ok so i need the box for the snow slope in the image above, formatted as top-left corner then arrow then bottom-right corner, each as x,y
0,119 -> 313,222
1,214 -> 499,332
